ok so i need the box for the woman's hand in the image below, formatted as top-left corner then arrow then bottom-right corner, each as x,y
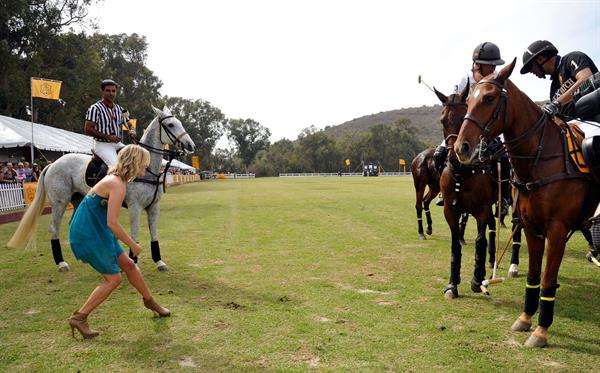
131,242 -> 142,256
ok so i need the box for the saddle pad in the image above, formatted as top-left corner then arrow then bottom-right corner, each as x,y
568,119 -> 600,138
558,120 -> 590,173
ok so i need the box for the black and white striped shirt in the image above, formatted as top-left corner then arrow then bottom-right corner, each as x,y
85,100 -> 123,142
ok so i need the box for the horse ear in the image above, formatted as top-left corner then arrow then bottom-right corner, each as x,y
433,87 -> 448,104
152,105 -> 162,117
496,57 -> 517,83
162,106 -> 172,116
460,78 -> 469,103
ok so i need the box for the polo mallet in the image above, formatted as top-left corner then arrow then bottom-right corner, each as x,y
418,75 -> 436,94
481,161 -> 506,295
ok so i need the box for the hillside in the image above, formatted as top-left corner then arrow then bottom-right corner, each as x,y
323,105 -> 443,147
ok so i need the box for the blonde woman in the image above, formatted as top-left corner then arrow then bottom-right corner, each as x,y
68,144 -> 170,339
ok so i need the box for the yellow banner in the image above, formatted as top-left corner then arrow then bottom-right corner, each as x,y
24,182 -> 71,209
345,159 -> 350,166
192,155 -> 200,169
399,159 -> 406,165
122,118 -> 137,131
31,78 -> 62,100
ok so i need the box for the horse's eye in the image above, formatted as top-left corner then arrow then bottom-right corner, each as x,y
168,123 -> 174,128
484,96 -> 495,104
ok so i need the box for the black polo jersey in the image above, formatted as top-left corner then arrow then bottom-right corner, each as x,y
550,52 -> 598,102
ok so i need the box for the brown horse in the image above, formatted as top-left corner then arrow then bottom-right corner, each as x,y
454,58 -> 600,347
434,83 -> 506,299
410,149 -> 469,241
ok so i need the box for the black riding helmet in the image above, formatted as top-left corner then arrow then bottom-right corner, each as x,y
520,40 -> 558,74
472,42 -> 505,66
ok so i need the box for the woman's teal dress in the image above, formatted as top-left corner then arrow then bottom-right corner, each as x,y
69,192 -> 124,274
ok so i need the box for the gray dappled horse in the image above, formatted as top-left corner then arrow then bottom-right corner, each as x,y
7,106 -> 195,272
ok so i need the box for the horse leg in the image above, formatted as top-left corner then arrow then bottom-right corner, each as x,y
508,223 -> 522,277
147,203 -> 168,272
415,187 -> 426,240
487,214 -> 496,269
127,203 -> 142,264
443,209 -> 461,299
511,230 -> 545,334
48,201 -> 70,272
423,189 -> 434,236
459,213 -> 468,245
524,224 -> 568,348
471,219 -> 488,293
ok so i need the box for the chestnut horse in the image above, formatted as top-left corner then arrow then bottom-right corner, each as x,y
434,83 -> 507,298
454,58 -> 600,347
410,149 -> 469,241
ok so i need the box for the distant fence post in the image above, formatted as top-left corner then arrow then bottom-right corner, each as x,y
0,182 -> 26,212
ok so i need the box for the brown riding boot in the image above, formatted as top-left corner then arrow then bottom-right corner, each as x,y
68,311 -> 99,339
143,297 -> 171,317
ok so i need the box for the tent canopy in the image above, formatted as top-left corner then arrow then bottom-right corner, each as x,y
162,158 -> 196,171
0,115 -> 93,154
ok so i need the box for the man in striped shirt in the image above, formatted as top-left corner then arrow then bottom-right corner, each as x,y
84,79 -> 136,166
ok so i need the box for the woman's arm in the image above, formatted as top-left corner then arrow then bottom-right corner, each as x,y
106,178 -> 142,255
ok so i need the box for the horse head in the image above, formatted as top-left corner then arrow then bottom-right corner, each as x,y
150,106 -> 195,153
454,58 -> 517,165
434,82 -> 469,148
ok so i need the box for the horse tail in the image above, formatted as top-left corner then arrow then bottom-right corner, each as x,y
6,166 -> 49,249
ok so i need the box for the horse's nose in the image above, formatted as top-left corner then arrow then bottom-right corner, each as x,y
459,142 -> 470,157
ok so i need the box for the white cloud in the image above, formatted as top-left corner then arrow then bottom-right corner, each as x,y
88,0 -> 600,143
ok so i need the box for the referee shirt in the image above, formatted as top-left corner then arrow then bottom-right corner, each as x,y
85,100 -> 123,142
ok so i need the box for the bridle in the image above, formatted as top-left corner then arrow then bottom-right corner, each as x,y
135,114 -> 191,208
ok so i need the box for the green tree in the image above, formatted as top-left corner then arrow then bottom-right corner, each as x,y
227,118 -> 271,171
296,126 -> 340,172
162,96 -> 227,169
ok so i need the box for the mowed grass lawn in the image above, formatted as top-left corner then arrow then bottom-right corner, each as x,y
1,177 -> 599,372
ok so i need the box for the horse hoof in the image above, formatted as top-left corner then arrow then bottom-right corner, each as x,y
156,260 -> 169,272
426,228 -> 432,235
511,319 -> 531,332
57,261 -> 71,272
443,285 -> 458,299
470,278 -> 484,293
524,334 -> 547,348
419,234 -> 426,240
508,264 -> 519,278
459,240 -> 467,246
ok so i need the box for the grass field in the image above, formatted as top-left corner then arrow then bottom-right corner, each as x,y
1,177 -> 599,372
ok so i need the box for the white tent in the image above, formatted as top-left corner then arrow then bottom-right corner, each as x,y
0,115 -> 93,154
162,158 -> 196,171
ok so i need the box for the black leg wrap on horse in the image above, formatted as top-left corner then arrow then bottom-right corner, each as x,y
524,275 -> 541,316
151,241 -> 161,262
129,250 -> 138,263
51,239 -> 64,265
474,234 -> 487,281
591,218 -> 600,252
450,250 -> 462,285
538,286 -> 559,328
425,210 -> 432,227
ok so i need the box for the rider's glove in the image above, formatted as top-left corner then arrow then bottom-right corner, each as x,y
542,100 -> 561,117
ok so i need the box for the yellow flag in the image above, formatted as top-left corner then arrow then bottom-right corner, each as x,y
123,118 -> 137,131
345,159 -> 350,166
31,78 -> 62,100
399,159 -> 406,165
192,156 -> 200,170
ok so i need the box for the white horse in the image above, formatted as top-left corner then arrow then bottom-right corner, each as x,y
7,106 -> 195,272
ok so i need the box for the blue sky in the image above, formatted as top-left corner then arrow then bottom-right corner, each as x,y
88,0 -> 600,145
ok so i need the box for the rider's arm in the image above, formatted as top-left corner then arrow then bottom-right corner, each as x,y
85,121 -> 120,143
556,67 -> 593,107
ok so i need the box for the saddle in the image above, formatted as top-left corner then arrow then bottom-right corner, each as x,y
554,118 -> 591,174
85,151 -> 108,188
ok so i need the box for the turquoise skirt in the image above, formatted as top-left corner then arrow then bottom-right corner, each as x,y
69,193 -> 124,274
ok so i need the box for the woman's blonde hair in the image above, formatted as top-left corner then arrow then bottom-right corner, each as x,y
109,144 -> 151,182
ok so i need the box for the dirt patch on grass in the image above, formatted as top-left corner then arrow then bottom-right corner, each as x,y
177,356 -> 197,367
224,302 -> 244,310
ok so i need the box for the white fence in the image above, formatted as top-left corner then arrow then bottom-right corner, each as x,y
279,172 -> 412,177
0,182 -> 26,212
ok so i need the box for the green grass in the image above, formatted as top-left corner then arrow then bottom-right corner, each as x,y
1,177 -> 599,372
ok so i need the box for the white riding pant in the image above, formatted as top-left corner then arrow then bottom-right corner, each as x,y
94,141 -> 125,167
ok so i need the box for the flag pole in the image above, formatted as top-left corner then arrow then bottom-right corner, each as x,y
30,77 -> 35,163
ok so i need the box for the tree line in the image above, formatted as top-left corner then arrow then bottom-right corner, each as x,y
1,0 -> 426,175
